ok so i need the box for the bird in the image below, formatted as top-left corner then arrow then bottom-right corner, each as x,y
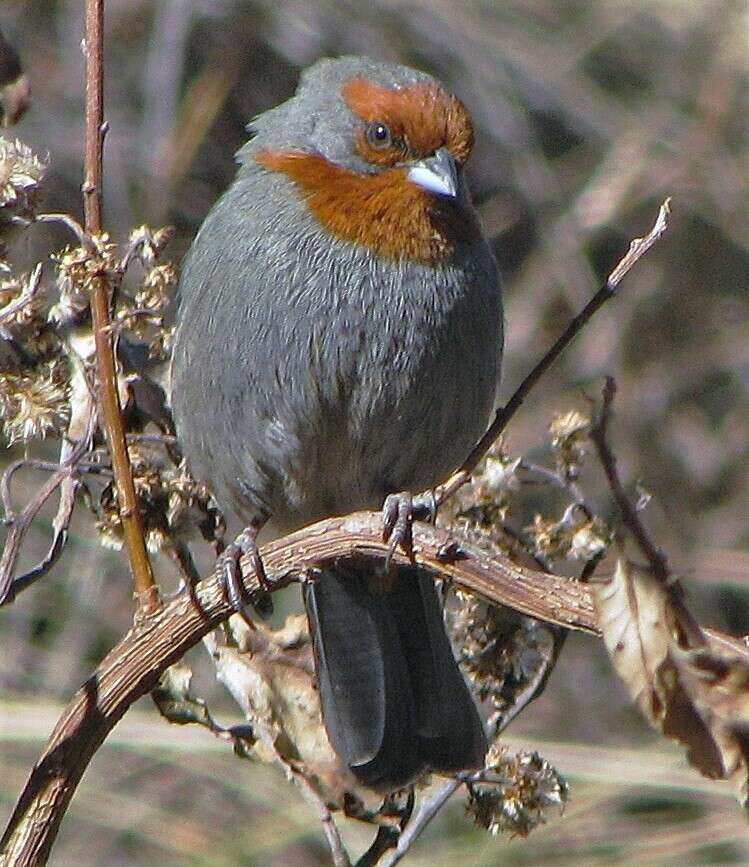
171,55 -> 503,792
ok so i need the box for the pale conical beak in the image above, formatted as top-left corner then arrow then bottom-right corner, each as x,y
407,147 -> 459,198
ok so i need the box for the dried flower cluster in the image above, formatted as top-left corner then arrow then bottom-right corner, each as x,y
116,226 -> 175,359
466,743 -> 568,837
452,594 -> 559,735
0,136 -> 46,215
0,357 -> 69,445
0,265 -> 69,445
443,414 -> 609,744
50,232 -> 118,325
526,506 -> 610,564
95,449 -> 218,553
549,409 -> 590,480
0,138 -> 185,575
441,439 -> 520,556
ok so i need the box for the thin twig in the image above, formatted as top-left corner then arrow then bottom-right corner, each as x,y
0,457 -> 111,502
518,459 -> 586,506
354,793 -> 415,867
12,371 -> 98,597
381,757 -> 575,866
588,378 -> 706,648
1,466 -> 78,603
32,213 -> 91,247
379,779 -> 462,866
589,376 -> 670,582
607,198 -> 671,289
265,736 -> 351,867
1,459 -> 59,515
0,264 -> 43,325
435,199 -> 672,507
0,410 -> 96,605
83,0 -> 159,613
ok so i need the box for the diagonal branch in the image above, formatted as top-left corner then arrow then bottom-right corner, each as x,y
589,376 -> 671,582
436,198 -> 672,506
0,512 -> 597,866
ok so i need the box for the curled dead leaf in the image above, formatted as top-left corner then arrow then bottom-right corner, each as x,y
215,614 -> 356,807
593,559 -> 749,811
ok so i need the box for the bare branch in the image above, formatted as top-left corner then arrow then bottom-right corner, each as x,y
378,779 -> 461,866
0,512 -> 596,865
23,213 -> 90,248
258,722 -> 351,867
589,376 -> 670,582
607,198 -> 671,289
436,199 -> 672,506
82,0 -> 158,614
0,413 -> 95,605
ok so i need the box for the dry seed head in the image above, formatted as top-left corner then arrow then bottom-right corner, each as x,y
126,225 -> 174,268
0,357 -> 70,444
549,409 -> 590,478
0,271 -> 44,328
133,262 -> 175,313
52,233 -> 119,318
549,409 -> 590,442
0,137 -> 46,211
466,745 -> 568,837
525,510 -> 609,563
147,323 -> 174,360
569,520 -> 609,560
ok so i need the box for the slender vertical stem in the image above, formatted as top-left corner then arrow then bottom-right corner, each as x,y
82,0 -> 103,230
83,0 -> 159,612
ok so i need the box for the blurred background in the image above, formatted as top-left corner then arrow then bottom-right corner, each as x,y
1,0 -> 749,864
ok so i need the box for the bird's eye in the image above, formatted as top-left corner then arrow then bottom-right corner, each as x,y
365,121 -> 392,150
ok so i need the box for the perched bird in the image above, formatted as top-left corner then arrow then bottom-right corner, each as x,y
171,56 -> 503,791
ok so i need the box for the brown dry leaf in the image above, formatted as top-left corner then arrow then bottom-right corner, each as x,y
214,614 -> 356,807
593,559 -> 749,810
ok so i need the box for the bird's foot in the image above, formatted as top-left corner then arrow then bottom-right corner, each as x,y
216,522 -> 273,617
382,489 -> 437,570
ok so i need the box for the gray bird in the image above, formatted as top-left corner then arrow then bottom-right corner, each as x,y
171,55 -> 503,791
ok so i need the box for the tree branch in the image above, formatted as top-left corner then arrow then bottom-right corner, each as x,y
0,512 -> 597,865
436,199 -> 672,506
83,0 -> 158,613
589,376 -> 670,582
378,779 -> 461,866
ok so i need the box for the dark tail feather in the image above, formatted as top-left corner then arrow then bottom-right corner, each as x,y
303,565 -> 486,791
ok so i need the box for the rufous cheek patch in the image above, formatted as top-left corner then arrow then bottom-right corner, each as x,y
257,149 -> 479,264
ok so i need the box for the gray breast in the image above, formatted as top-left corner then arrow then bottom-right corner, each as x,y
171,165 -> 503,533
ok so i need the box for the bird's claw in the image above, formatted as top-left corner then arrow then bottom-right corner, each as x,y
382,490 -> 437,570
217,524 -> 273,617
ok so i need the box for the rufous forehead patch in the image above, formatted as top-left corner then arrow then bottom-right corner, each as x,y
342,77 -> 474,165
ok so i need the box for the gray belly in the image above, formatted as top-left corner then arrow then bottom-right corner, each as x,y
174,296 -> 498,533
241,299 -> 498,532
264,343 -> 494,531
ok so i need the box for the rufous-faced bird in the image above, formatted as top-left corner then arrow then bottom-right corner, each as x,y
171,56 -> 503,791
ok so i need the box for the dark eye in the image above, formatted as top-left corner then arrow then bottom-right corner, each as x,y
365,121 -> 392,150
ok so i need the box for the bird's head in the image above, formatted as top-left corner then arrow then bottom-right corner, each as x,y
246,56 -> 481,264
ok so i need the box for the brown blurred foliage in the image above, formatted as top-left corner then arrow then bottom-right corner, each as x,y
1,1 -> 748,864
